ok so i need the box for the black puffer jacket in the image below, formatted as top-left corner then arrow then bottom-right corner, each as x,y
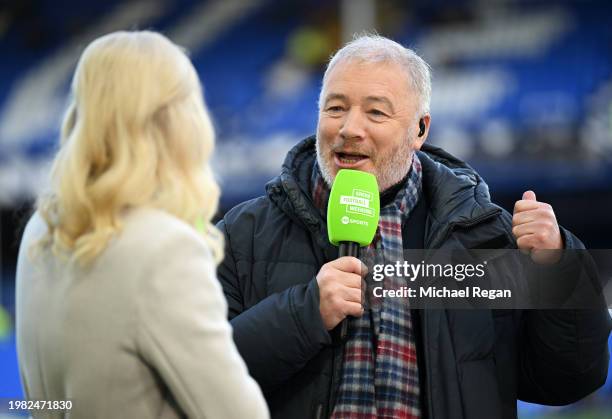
217,136 -> 611,419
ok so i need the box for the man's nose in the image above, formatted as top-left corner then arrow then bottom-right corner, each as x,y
339,108 -> 366,140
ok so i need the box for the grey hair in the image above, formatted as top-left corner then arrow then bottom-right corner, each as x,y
318,34 -> 432,116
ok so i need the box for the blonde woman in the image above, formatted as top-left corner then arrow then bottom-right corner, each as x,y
15,31 -> 268,419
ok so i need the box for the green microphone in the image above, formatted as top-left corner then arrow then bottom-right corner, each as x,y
327,169 -> 380,339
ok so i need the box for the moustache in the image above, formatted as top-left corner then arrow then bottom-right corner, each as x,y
330,142 -> 372,157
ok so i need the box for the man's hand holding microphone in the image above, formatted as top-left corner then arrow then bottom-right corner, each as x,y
317,257 -> 366,330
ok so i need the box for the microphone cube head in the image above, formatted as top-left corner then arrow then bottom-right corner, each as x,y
327,169 -> 380,246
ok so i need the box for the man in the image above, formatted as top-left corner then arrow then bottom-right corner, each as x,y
217,35 -> 611,418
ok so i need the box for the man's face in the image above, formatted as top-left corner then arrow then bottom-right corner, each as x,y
316,59 -> 427,191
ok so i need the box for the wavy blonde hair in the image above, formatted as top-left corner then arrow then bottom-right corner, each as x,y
36,30 -> 223,265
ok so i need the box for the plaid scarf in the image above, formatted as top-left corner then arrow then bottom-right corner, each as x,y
312,156 -> 423,419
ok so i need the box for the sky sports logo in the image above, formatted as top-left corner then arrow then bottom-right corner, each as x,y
341,216 -> 368,226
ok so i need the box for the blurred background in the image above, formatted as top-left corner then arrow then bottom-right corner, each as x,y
0,0 -> 611,417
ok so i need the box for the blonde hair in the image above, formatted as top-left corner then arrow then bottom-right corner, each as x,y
36,30 -> 223,265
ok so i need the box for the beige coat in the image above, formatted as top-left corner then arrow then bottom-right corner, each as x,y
16,208 -> 269,419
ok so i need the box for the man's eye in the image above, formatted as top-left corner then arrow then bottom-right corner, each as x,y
326,106 -> 344,113
369,109 -> 388,117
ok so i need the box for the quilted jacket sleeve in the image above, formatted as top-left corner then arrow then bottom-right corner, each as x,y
217,217 -> 331,393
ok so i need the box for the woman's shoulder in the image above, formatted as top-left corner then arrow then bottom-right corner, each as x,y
19,208 -> 214,270
117,207 -> 213,263
21,211 -> 48,244
122,207 -> 197,237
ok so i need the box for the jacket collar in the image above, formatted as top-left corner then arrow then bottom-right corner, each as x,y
265,136 -> 502,248
265,136 -> 327,248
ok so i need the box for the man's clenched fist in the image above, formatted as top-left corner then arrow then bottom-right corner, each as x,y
512,190 -> 563,264
316,256 -> 366,331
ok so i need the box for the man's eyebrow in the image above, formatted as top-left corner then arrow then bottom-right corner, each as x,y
323,93 -> 348,105
364,96 -> 395,113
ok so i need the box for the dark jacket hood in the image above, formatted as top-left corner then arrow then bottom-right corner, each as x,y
265,135 -> 502,247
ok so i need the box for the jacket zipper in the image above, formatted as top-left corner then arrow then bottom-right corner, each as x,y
316,403 -> 323,419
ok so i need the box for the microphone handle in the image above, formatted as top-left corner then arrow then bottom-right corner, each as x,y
338,241 -> 360,340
